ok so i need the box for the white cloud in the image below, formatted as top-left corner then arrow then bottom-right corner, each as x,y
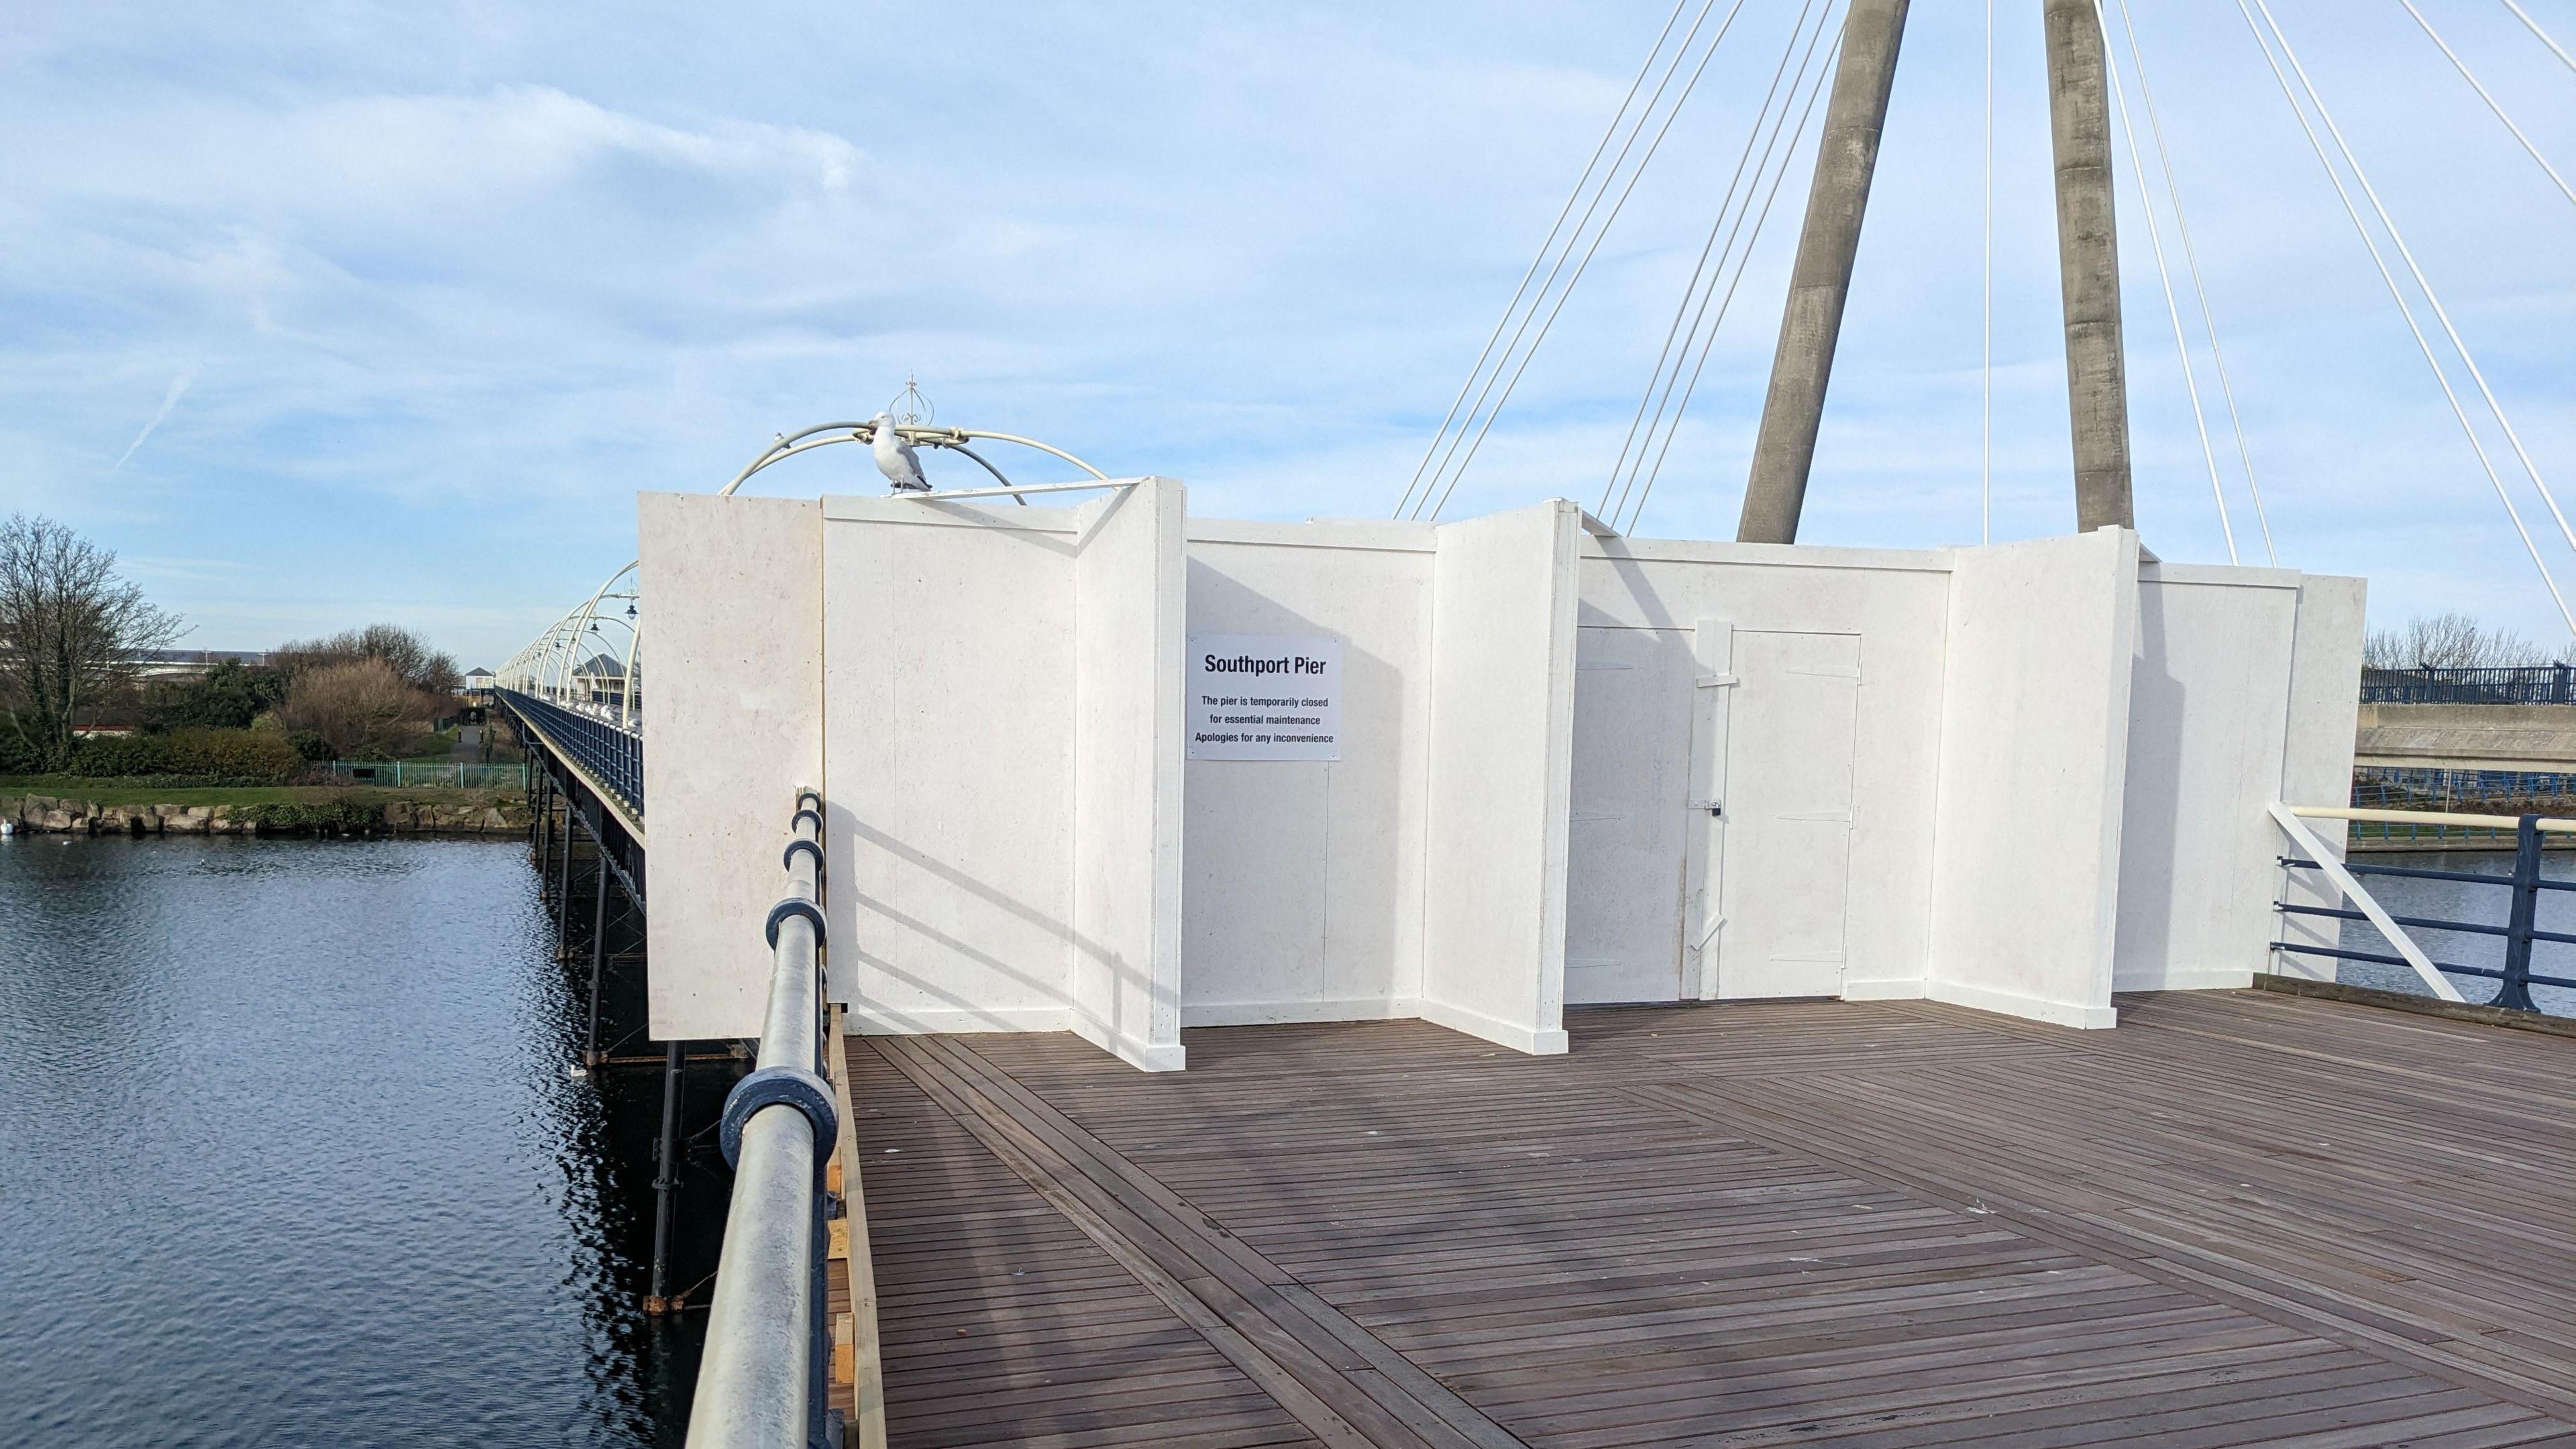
0,1 -> 2570,667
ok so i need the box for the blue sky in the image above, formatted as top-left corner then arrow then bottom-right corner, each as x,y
3,1 -> 2571,668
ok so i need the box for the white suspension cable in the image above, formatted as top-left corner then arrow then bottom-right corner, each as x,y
1410,0 -> 1742,523
2112,0 -> 2275,563
1405,0 -> 1721,521
2095,0 -> 2235,563
1392,0 -> 1698,521
1623,12 -> 1845,535
2403,0 -> 2576,212
2238,0 -> 2576,636
2502,0 -> 2576,73
1615,5 -> 1839,531
1601,0 -> 1833,525
2255,0 -> 2576,578
1419,0 -> 1757,522
1982,0 -> 1995,545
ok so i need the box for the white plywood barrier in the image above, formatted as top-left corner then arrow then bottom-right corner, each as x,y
1417,500 -> 1582,1055
2112,564 -> 2302,992
638,493 -> 824,1040
1069,481 -> 1188,1069
637,477 -> 2361,1058
2271,576 -> 2369,981
824,494 -> 1076,1036
1926,529 -> 2141,1028
1179,521 -> 1437,1025
822,482 -> 1187,1071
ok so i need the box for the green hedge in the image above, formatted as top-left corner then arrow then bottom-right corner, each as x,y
70,729 -> 302,784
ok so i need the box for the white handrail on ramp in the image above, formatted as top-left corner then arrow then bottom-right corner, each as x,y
2268,802 -> 2467,1003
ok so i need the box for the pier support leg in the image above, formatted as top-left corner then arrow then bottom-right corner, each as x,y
645,1039 -> 685,1316
1738,0 -> 1913,544
535,767 -> 551,890
2045,0 -> 2134,530
585,834 -> 610,1068
555,796 -> 577,963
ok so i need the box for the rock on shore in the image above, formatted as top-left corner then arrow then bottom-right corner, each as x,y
3,794 -> 533,837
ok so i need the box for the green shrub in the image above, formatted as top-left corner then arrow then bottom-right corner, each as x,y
71,733 -> 170,776
148,661 -> 289,732
71,728 -> 300,784
164,728 -> 299,783
286,730 -> 333,763
0,727 -> 40,775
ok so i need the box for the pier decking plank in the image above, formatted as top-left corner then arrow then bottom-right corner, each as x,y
846,991 -> 2576,1448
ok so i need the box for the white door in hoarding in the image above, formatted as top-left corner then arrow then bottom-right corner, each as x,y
1562,626 -> 1693,1004
1707,629 -> 1861,999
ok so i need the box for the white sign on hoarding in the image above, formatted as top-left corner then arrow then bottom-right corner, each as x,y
1188,635 -> 1342,761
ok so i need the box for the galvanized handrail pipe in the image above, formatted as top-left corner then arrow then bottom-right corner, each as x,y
687,792 -> 834,1448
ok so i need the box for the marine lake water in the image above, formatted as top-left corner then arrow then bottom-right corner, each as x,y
0,835 -> 719,1448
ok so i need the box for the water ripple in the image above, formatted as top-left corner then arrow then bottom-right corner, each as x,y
0,835 -> 694,1448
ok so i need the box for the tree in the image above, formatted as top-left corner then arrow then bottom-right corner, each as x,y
2362,612 -> 2559,672
0,514 -> 185,771
273,657 -> 431,759
272,623 -> 462,698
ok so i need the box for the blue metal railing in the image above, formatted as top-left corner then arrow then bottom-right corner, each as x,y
2275,814 -> 2576,1011
2361,665 -> 2576,704
496,688 -> 642,817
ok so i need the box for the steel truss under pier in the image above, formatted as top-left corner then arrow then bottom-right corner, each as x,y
848,991 -> 2576,1449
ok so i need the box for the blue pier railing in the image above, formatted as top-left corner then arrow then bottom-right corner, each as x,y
496,688 -> 643,818
2275,812 -> 2576,1012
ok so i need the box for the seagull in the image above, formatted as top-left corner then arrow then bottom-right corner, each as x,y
871,413 -> 929,492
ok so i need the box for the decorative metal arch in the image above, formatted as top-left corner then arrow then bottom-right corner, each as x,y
504,417 -> 1112,741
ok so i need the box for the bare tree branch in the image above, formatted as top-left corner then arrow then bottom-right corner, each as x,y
2363,611 -> 2559,672
0,514 -> 185,771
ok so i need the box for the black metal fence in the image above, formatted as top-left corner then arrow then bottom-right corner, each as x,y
2361,664 -> 2576,704
497,688 -> 643,817
2275,814 -> 2576,1011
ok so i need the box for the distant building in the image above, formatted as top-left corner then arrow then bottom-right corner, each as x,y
464,667 -> 496,696
570,653 -> 633,710
127,648 -> 270,682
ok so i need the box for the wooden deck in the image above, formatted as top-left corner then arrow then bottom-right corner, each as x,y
843,991 -> 2576,1448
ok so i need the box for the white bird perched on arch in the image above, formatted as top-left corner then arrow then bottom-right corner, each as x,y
871,413 -> 929,492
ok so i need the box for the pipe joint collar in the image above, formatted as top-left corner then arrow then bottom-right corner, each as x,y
718,1064 -> 839,1177
766,896 -> 827,950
